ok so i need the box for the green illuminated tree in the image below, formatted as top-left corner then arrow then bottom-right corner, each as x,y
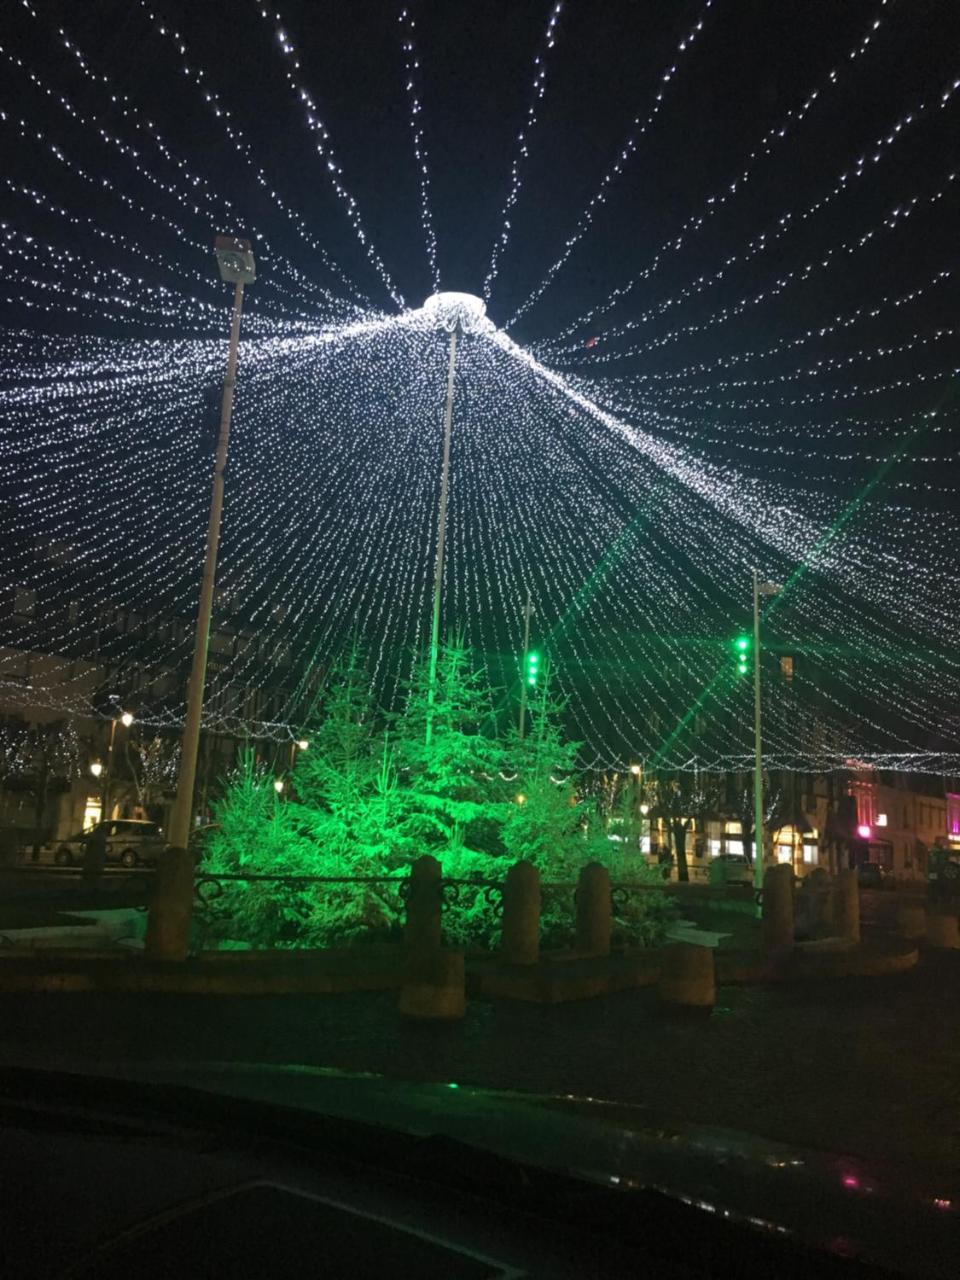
501,666 -> 586,874
389,637 -> 510,875
288,646 -> 399,868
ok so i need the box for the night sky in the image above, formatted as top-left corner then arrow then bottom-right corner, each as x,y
1,0 -> 958,767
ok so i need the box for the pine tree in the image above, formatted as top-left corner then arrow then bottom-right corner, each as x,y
288,646 -> 396,868
501,666 -> 586,876
389,637 -> 510,876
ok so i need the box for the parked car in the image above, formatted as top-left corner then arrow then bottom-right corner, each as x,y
48,820 -> 165,869
857,861 -> 890,890
709,853 -> 753,886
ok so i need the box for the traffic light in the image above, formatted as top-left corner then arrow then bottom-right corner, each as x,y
733,634 -> 751,676
525,650 -> 540,687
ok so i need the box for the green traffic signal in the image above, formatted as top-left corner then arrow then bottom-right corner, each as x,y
733,634 -> 751,676
525,650 -> 540,687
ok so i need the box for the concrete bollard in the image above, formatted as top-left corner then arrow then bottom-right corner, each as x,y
398,856 -> 465,1018
399,950 -> 466,1019
658,943 -> 715,1009
896,903 -> 927,940
761,863 -> 794,952
576,862 -> 611,956
404,854 -> 442,959
501,860 -> 540,965
145,847 -> 196,961
926,912 -> 960,949
805,867 -> 834,935
833,868 -> 860,943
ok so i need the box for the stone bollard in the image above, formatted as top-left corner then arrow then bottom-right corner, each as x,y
399,855 -> 465,1019
145,847 -> 196,961
926,912 -> 960,949
805,867 -> 834,935
501,860 -> 540,966
761,863 -> 794,953
833,868 -> 860,943
658,943 -> 715,1010
576,862 -> 611,956
403,854 -> 442,958
896,902 -> 926,940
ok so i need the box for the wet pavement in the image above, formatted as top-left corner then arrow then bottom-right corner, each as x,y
0,947 -> 958,1181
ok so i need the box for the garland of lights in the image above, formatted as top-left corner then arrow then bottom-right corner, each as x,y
0,3 -> 956,773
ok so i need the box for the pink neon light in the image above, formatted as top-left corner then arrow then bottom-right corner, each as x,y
857,824 -> 871,839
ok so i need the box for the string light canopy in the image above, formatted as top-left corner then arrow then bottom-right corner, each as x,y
0,0 -> 956,774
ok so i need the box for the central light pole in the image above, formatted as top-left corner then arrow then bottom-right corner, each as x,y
146,235 -> 255,961
426,321 -> 459,746
421,292 -> 493,745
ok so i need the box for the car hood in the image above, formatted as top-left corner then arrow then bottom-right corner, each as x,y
1,1053 -> 954,1278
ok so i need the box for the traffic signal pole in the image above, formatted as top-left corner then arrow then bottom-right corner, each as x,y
752,568 -> 764,914
518,590 -> 533,740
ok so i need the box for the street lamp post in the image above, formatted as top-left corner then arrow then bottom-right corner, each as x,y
100,709 -> 134,826
146,236 -> 255,961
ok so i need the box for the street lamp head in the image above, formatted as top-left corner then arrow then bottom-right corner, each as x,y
89,761 -> 103,778
296,739 -> 310,752
630,764 -> 642,776
422,291 -> 493,335
273,778 -> 285,794
640,803 -> 650,816
214,235 -> 256,284
120,711 -> 134,728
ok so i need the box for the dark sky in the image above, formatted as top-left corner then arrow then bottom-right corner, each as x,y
3,0 -> 957,342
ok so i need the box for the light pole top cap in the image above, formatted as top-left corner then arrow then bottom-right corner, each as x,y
422,291 -> 493,335
215,236 -> 256,284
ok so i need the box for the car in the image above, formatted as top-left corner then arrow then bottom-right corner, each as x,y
708,852 -> 753,885
49,819 -> 165,869
857,861 -> 890,890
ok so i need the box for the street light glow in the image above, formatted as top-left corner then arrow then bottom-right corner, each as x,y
297,738 -> 310,751
274,778 -> 285,794
89,761 -> 103,778
120,711 -> 134,727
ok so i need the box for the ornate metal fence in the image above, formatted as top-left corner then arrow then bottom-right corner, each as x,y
189,870 -> 505,950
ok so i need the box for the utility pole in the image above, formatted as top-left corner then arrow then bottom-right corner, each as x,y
147,236 -> 254,961
425,322 -> 459,746
518,590 -> 534,740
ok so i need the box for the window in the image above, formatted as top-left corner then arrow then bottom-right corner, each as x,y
876,813 -> 887,827
802,843 -> 818,865
708,838 -> 721,857
776,844 -> 793,865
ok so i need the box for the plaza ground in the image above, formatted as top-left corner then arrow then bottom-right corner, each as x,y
0,945 -> 958,1186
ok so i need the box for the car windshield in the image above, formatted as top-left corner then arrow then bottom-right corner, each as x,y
0,3 -> 957,1276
